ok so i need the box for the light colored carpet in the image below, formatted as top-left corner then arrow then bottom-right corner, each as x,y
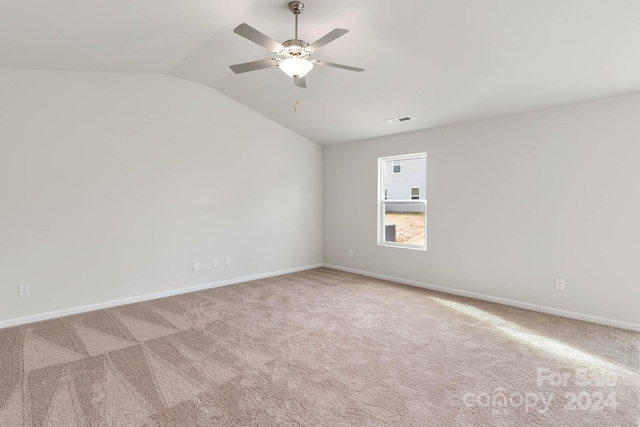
0,268 -> 638,426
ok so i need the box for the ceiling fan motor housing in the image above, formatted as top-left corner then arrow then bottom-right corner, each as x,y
282,39 -> 311,58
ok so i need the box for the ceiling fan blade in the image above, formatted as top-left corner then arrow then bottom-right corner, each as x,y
230,58 -> 278,74
314,60 -> 364,72
294,76 -> 307,88
308,29 -> 349,51
233,23 -> 285,53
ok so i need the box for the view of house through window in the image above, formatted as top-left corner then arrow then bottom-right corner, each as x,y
410,187 -> 420,200
378,153 -> 427,249
392,161 -> 402,173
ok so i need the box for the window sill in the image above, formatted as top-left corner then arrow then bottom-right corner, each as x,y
377,242 -> 427,251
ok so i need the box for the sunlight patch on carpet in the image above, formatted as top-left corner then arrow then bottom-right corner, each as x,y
430,297 -> 636,375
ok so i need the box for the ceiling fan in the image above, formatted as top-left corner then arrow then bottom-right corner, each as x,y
229,1 -> 364,88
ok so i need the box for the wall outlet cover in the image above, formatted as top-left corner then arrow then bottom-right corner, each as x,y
19,283 -> 30,297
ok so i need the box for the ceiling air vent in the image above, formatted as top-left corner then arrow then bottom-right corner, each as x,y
386,116 -> 412,125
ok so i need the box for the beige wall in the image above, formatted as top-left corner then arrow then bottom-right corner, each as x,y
0,69 -> 323,323
324,92 -> 640,329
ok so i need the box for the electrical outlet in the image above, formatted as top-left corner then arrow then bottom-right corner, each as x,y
213,259 -> 220,268
348,249 -> 353,257
193,261 -> 200,271
19,283 -> 30,297
555,278 -> 565,291
225,257 -> 232,267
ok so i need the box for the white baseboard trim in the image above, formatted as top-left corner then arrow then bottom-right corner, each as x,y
324,264 -> 640,332
0,263 -> 324,329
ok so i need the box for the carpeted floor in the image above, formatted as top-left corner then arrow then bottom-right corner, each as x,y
0,268 -> 638,426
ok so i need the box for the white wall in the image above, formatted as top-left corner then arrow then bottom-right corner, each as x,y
324,92 -> 640,329
0,69 -> 323,324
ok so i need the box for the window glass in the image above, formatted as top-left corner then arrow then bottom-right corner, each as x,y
379,154 -> 427,250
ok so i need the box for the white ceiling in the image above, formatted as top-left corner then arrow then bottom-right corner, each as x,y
2,0 -> 640,145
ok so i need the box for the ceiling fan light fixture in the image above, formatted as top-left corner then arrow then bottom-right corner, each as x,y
279,57 -> 313,78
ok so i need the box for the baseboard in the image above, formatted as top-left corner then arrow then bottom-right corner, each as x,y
323,264 -> 640,332
6,262 -> 637,333
0,263 -> 324,329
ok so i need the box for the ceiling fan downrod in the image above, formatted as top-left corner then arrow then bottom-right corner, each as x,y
289,1 -> 304,39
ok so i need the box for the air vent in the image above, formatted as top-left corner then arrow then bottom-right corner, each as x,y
386,116 -> 412,125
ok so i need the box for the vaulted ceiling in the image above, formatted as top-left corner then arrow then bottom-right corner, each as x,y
2,0 -> 640,144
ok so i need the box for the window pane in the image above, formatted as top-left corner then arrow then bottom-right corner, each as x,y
379,153 -> 426,250
383,202 -> 425,246
383,158 -> 426,200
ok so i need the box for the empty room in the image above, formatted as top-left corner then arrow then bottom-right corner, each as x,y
1,1 -> 639,426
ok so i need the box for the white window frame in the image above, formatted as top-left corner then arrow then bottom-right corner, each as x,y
377,153 -> 427,251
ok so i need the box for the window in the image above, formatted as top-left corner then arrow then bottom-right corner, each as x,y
378,153 -> 427,250
410,187 -> 420,200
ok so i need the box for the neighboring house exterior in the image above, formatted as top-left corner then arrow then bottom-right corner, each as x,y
383,157 -> 427,212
